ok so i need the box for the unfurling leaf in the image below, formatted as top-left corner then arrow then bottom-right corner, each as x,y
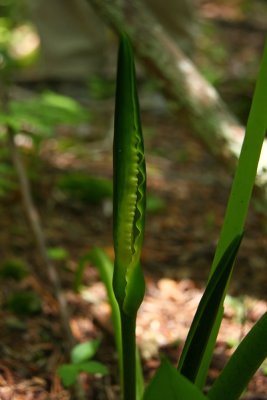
112,33 -> 146,317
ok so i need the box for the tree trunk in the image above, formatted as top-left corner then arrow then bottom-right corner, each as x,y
86,0 -> 267,188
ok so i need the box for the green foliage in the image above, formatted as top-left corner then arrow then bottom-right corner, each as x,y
144,358 -> 208,400
6,290 -> 42,315
146,194 -> 166,214
47,247 -> 69,262
57,173 -> 112,204
196,38 -> 267,389
0,91 -> 90,139
84,34 -> 267,400
0,156 -> 17,198
112,33 -> 146,317
58,361 -> 108,388
71,339 -> 101,364
75,247 -> 144,399
74,248 -> 122,364
87,75 -> 115,99
112,33 -> 146,400
58,339 -> 108,388
0,258 -> 29,281
177,235 -> 242,383
207,312 -> 267,400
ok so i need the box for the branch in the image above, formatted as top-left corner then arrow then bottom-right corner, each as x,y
86,0 -> 267,187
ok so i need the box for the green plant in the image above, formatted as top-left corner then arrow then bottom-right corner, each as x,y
6,290 -> 42,315
74,247 -> 145,399
57,173 -> 112,204
58,339 -> 108,387
112,33 -> 146,400
0,258 -> 29,281
0,91 -> 90,147
77,34 -> 267,399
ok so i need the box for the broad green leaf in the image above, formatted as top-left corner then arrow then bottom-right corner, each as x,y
197,39 -> 267,388
71,339 -> 100,364
77,361 -> 109,376
112,33 -> 146,316
58,364 -> 79,387
143,358 -> 208,400
47,247 -> 69,261
178,234 -> 243,382
208,312 -> 267,400
58,361 -> 108,387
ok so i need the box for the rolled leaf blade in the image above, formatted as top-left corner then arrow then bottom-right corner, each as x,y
113,33 -> 146,316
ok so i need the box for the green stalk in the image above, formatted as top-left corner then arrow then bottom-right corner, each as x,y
112,33 -> 146,399
120,311 -> 137,400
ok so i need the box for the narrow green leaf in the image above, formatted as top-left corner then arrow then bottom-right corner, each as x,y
143,358 -> 208,400
75,248 -> 122,372
208,312 -> 267,400
211,40 -> 267,273
58,361 -> 108,388
113,33 -> 146,316
77,247 -> 144,399
197,39 -> 267,388
71,339 -> 100,364
177,234 -> 243,382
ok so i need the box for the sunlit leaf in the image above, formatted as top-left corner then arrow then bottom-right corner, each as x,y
71,340 -> 101,364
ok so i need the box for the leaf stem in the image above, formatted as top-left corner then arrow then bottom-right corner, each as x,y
120,310 -> 137,400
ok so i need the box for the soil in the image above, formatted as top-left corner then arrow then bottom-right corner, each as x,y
0,3 -> 267,399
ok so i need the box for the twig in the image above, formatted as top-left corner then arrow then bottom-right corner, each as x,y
1,85 -> 86,399
8,127 -> 75,348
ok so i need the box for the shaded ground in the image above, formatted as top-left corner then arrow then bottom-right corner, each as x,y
1,3 -> 267,399
0,103 -> 267,399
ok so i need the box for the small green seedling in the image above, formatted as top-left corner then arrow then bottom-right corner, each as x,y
6,290 -> 42,315
0,258 -> 29,281
47,247 -> 69,262
57,173 -> 112,204
58,339 -> 108,387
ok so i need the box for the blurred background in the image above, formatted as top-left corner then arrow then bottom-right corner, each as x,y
0,1 -> 267,399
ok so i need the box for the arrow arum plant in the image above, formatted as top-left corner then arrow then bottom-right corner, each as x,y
112,33 -> 146,400
78,34 -> 267,399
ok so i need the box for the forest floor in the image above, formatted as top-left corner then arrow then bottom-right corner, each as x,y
1,2 -> 267,399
